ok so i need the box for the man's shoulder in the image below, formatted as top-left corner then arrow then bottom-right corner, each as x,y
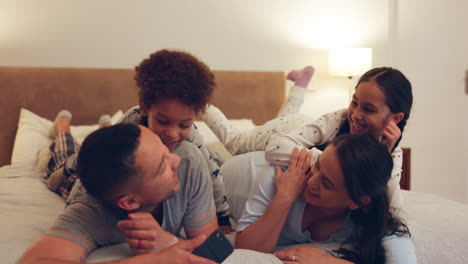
65,182 -> 107,215
50,192 -> 123,252
65,182 -> 123,220
172,141 -> 211,186
56,183 -> 122,236
172,141 -> 205,161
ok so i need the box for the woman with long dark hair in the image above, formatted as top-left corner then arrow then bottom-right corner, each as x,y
235,134 -> 415,264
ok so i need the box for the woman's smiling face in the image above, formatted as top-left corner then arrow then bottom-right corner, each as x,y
303,145 -> 357,210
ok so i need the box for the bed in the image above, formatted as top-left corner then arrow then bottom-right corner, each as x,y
1,67 -> 467,263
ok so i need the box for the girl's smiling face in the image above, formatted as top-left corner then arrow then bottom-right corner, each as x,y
303,145 -> 357,210
347,80 -> 395,139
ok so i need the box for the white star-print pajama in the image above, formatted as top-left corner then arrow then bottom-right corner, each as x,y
204,85 -> 404,209
203,86 -> 314,154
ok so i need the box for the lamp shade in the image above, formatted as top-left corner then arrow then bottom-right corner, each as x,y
328,48 -> 372,77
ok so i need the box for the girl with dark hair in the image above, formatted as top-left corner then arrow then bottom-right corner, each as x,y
235,134 -> 415,264
205,66 -> 413,209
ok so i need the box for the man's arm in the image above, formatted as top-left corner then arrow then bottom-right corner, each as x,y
174,142 -> 220,239
19,234 -> 216,264
117,210 -> 217,255
19,235 -> 90,264
184,205 -> 218,239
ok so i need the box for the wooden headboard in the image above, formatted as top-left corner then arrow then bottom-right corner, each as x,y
400,147 -> 411,190
0,67 -> 285,167
0,66 -> 411,190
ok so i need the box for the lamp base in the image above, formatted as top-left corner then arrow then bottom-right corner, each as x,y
348,76 -> 354,102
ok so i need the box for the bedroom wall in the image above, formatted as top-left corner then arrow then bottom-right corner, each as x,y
393,0 -> 468,204
0,0 -> 389,115
0,0 -> 390,69
1,0 -> 467,203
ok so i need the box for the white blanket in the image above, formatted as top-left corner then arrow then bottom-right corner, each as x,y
0,166 -> 64,263
402,191 -> 468,263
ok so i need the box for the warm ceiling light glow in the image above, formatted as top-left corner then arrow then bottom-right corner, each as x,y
328,48 -> 372,77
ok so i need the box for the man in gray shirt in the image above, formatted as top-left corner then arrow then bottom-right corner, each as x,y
19,124 -> 217,264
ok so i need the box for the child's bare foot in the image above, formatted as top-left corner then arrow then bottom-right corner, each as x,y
286,66 -> 315,88
50,110 -> 72,138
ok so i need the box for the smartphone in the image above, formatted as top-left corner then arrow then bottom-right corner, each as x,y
192,229 -> 234,263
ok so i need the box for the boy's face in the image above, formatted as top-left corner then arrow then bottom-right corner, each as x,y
140,98 -> 195,151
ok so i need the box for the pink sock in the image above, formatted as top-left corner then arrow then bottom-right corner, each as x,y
286,66 -> 315,88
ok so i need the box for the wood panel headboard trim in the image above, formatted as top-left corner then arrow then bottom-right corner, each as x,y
0,67 -> 285,166
400,147 -> 411,190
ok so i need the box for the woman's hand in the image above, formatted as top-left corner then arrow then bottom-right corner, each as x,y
275,147 -> 312,203
274,245 -> 353,264
118,212 -> 178,254
381,121 -> 401,153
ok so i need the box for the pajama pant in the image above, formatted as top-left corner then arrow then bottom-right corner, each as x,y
203,86 -> 307,155
45,133 -> 79,201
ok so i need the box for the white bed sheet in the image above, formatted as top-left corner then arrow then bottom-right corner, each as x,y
402,190 -> 468,263
0,166 -> 64,264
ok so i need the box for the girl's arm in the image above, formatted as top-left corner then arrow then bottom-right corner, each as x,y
265,109 -> 346,167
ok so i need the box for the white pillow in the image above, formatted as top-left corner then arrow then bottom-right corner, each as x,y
10,108 -> 123,169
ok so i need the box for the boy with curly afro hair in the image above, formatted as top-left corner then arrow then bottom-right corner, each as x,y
136,49 -> 214,114
121,49 -> 232,229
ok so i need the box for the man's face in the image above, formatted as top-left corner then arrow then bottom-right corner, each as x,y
140,98 -> 195,151
133,126 -> 181,207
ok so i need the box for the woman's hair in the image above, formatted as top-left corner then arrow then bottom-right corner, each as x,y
332,134 -> 410,264
336,67 -> 413,151
135,49 -> 215,113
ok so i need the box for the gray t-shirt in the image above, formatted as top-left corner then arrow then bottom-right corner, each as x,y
62,106 -> 230,216
120,106 -> 230,216
48,141 -> 215,253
